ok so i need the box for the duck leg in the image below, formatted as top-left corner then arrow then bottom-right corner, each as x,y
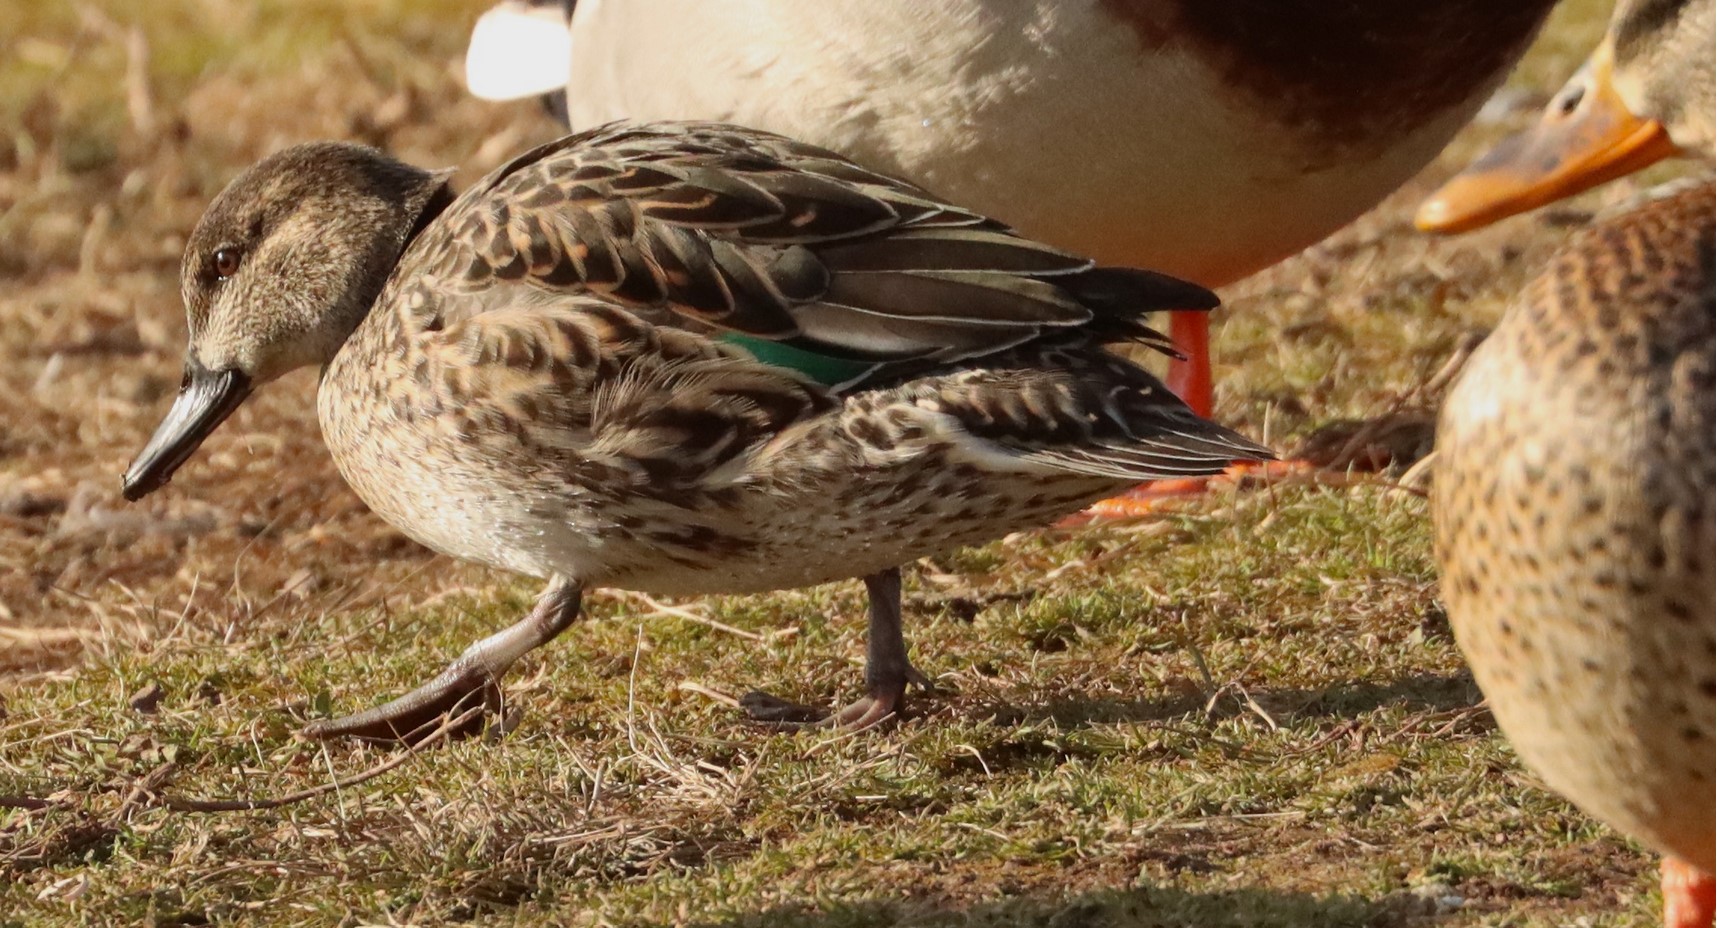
1164,310 -> 1214,417
741,567 -> 931,730
1663,856 -> 1715,928
301,578 -> 583,745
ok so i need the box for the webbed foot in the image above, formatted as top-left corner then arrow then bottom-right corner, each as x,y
300,581 -> 582,745
739,568 -> 932,731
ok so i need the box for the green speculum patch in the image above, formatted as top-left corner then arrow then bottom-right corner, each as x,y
721,333 -> 878,387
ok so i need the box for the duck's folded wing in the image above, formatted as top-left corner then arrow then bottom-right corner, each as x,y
422,122 -> 1215,386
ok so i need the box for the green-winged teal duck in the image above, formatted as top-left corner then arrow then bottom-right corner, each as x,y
122,122 -> 1271,743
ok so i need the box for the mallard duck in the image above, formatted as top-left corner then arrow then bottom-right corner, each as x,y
119,122 -> 1271,743
1430,4 -> 1715,925
464,0 -> 1560,424
1435,180 -> 1715,928
1417,0 -> 1713,231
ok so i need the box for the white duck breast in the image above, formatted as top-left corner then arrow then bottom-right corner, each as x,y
542,0 -> 1553,286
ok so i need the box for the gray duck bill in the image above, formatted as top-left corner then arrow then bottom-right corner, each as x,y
121,359 -> 253,501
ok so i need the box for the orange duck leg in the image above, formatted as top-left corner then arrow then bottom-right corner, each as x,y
1165,310 -> 1214,418
1664,857 -> 1716,928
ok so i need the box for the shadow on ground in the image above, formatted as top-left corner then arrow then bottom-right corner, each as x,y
707,882 -> 1424,928
979,670 -> 1482,731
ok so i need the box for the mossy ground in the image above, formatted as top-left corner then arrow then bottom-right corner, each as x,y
0,1 -> 1697,925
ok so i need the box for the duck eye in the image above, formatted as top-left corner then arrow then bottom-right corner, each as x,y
212,247 -> 243,280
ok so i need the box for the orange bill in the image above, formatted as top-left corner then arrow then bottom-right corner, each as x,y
1416,44 -> 1679,234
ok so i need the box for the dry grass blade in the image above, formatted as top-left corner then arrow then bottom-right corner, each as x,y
611,590 -> 794,643
157,704 -> 485,813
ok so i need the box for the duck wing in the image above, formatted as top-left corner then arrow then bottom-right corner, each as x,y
412,120 -> 1215,390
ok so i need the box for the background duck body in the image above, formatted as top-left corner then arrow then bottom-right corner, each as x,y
470,0 -> 1557,416
1434,181 -> 1715,913
1424,4 -> 1716,923
557,1 -> 1540,284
